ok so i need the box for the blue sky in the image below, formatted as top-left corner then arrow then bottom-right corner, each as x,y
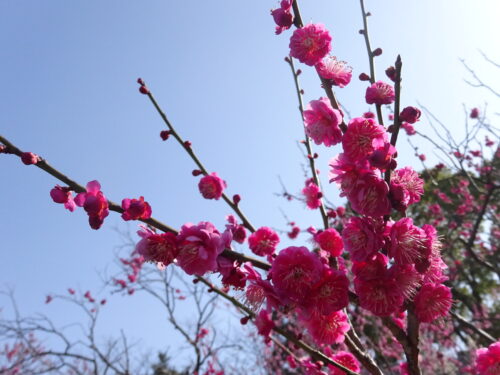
1,0 -> 499,369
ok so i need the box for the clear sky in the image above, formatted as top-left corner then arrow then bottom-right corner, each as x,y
1,0 -> 499,369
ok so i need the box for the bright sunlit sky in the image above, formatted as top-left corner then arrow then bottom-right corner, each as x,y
1,0 -> 499,369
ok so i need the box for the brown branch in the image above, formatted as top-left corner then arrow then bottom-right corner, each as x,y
286,56 -> 330,230
143,86 -> 257,233
196,277 -> 361,375
0,134 -> 272,273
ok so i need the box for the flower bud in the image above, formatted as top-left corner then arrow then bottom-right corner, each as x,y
359,73 -> 370,81
372,48 -> 383,56
400,106 -> 421,124
385,66 -> 396,82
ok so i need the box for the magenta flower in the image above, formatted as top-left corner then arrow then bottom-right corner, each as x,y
270,246 -> 323,302
289,24 -> 332,66
329,153 -> 374,197
121,196 -> 152,221
135,226 -> 178,266
399,106 -> 421,124
50,185 -> 76,212
271,0 -> 293,35
342,117 -> 387,162
302,181 -> 322,209
225,215 -> 247,244
301,310 -> 350,345
316,56 -> 352,87
414,283 -> 452,323
342,217 -> 384,262
347,173 -> 391,217
74,180 -> 109,230
354,276 -> 404,316
314,228 -> 343,257
303,268 -> 349,315
329,351 -> 360,375
365,81 -> 395,105
390,167 -> 424,211
389,218 -> 428,266
176,222 -> 231,276
255,310 -> 274,338
198,172 -> 226,200
475,342 -> 500,375
248,227 -> 280,257
303,97 -> 343,147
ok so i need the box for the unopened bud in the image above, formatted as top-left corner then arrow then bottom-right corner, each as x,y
296,69 -> 302,76
385,66 -> 396,82
372,48 -> 383,56
359,73 -> 370,81
192,169 -> 203,176
184,140 -> 192,148
160,130 -> 170,140
233,194 -> 241,205
139,85 -> 150,95
240,316 -> 250,325
137,78 -> 144,85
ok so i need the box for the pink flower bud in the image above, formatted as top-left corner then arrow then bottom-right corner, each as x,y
372,48 -> 383,56
233,194 -> 241,205
400,106 -> 421,124
359,73 -> 370,81
21,152 -> 39,165
385,66 -> 396,82
192,169 -> 203,176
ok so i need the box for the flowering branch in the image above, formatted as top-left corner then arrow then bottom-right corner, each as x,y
195,276 -> 361,375
286,56 -> 330,229
359,0 -> 384,126
0,134 -> 271,273
140,81 -> 257,233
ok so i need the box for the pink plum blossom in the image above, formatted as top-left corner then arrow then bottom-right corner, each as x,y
314,228 -> 343,257
270,246 -> 323,303
315,56 -> 352,87
342,117 -> 387,162
347,173 -> 391,217
354,276 -> 404,316
74,180 -> 109,230
50,185 -> 76,212
121,196 -> 152,221
342,217 -> 384,262
303,268 -> 349,315
248,227 -> 280,256
301,310 -> 350,345
255,310 -> 275,338
198,172 -> 226,200
389,218 -> 429,266
271,0 -> 293,35
302,181 -> 322,209
303,97 -> 343,147
289,24 -> 332,66
365,81 -> 395,105
328,351 -> 360,375
414,283 -> 452,323
475,341 -> 500,375
176,222 -> 232,276
135,226 -> 178,266
225,214 -> 247,244
390,167 -> 424,211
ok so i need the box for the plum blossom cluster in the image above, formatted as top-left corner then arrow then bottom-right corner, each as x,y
50,180 -> 152,230
327,114 -> 451,320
